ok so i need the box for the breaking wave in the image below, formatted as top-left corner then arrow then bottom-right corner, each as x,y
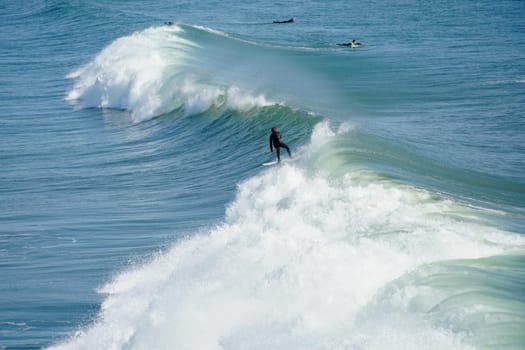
48,123 -> 525,350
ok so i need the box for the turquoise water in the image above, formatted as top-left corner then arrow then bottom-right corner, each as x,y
1,1 -> 524,349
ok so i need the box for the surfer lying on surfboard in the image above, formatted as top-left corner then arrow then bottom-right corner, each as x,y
269,127 -> 292,162
337,39 -> 362,47
273,17 -> 295,23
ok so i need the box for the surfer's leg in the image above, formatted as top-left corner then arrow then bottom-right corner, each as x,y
276,147 -> 281,162
280,143 -> 292,158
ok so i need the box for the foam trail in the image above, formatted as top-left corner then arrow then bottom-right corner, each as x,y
47,123 -> 525,350
66,25 -> 277,122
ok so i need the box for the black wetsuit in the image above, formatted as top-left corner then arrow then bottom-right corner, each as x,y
337,42 -> 361,47
269,130 -> 291,162
273,18 -> 295,23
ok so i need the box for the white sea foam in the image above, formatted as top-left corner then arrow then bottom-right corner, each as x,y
65,25 -> 278,122
47,123 -> 524,350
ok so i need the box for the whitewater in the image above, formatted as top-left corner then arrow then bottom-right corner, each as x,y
1,1 -> 524,349
48,122 -> 525,350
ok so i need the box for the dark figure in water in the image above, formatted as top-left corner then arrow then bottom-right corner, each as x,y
269,127 -> 292,162
337,39 -> 361,47
273,17 -> 295,23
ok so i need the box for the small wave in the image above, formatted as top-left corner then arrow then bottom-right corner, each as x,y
480,79 -> 525,86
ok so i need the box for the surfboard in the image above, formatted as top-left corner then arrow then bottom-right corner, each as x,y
336,43 -> 363,48
262,160 -> 279,167
262,157 -> 296,167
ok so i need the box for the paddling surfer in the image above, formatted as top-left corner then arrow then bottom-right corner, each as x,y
273,17 -> 295,24
337,39 -> 362,47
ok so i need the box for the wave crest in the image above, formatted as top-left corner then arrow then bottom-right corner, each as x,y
66,25 -> 278,122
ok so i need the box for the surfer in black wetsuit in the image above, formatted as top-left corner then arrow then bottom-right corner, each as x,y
269,127 -> 292,162
337,39 -> 361,47
273,17 -> 295,24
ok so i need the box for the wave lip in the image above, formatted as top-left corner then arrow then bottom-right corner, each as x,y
66,25 -> 191,121
65,25 -> 280,122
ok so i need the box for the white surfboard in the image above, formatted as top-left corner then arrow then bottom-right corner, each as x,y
262,160 -> 279,167
262,157 -> 296,167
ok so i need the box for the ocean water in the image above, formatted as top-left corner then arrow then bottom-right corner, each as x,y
1,0 -> 524,349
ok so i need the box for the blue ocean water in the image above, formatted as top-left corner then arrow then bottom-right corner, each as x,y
1,0 -> 524,349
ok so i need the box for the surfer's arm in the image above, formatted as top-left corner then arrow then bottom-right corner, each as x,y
269,136 -> 274,152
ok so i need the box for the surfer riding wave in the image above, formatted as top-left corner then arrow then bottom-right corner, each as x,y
269,127 -> 292,162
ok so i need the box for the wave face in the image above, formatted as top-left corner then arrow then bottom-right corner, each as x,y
47,123 -> 525,350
